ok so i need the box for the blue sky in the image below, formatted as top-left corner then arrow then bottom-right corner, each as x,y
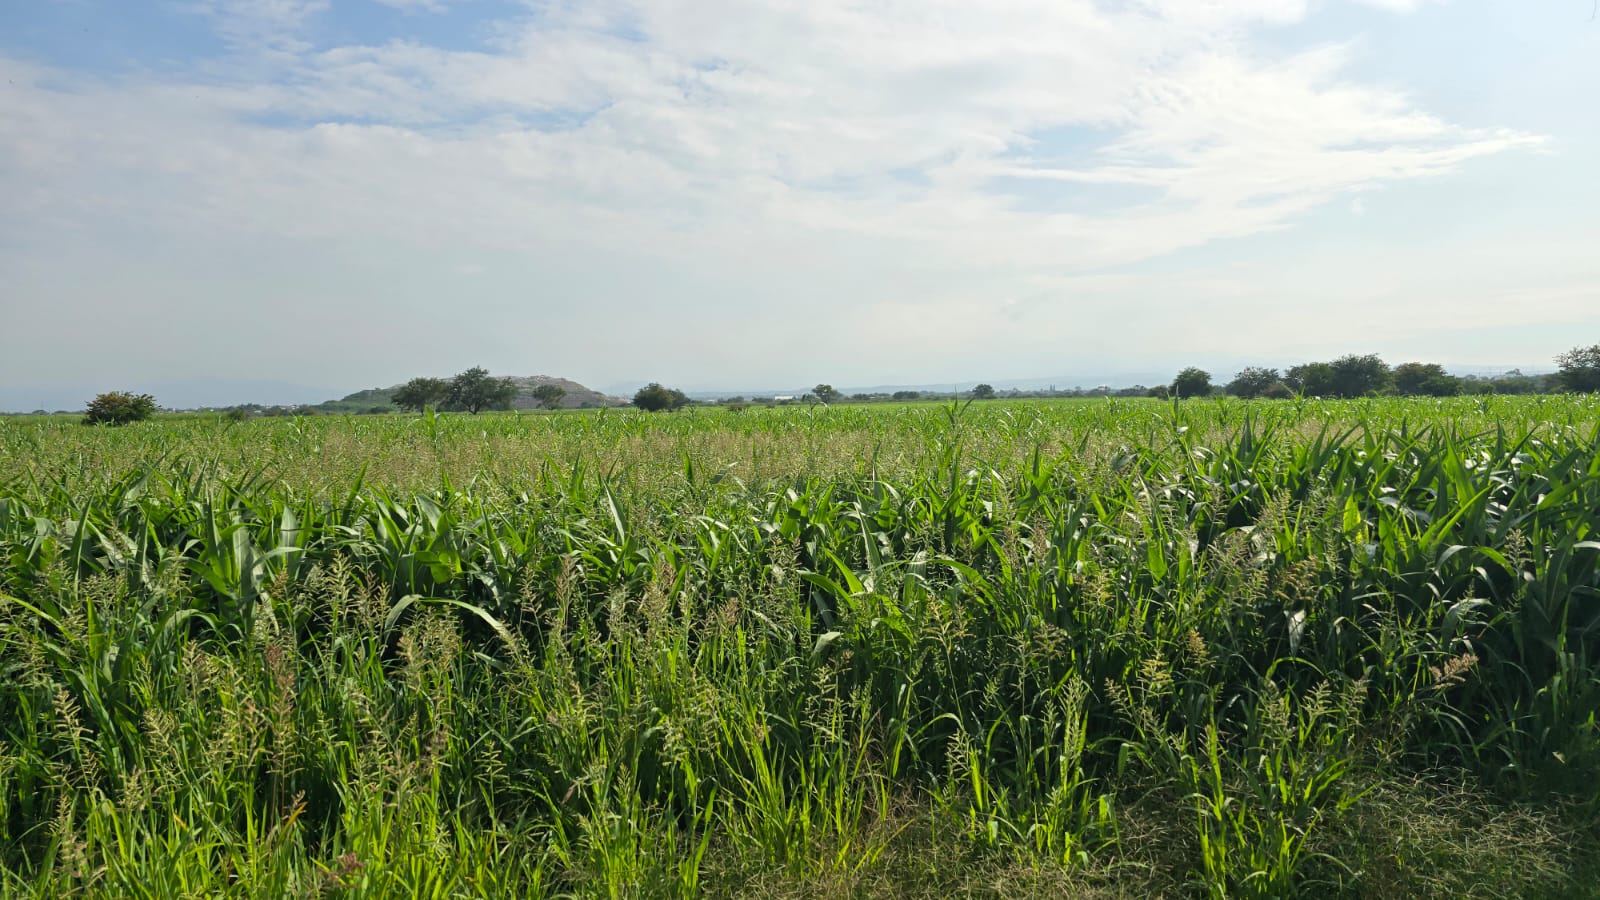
2,0 -> 1597,407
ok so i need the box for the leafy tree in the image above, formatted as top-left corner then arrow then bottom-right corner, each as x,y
892,390 -> 921,401
1170,367 -> 1212,399
1328,354 -> 1392,398
632,382 -> 689,412
84,391 -> 157,425
1461,369 -> 1559,395
1226,367 -> 1281,399
446,367 -> 518,414
812,384 -> 841,405
1285,362 -> 1335,396
1147,385 -> 1170,399
1393,362 -> 1461,397
970,383 -> 996,400
1556,344 -> 1600,393
392,377 -> 450,413
530,383 -> 566,410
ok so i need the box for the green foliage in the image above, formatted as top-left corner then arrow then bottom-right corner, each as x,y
445,367 -> 518,414
530,383 -> 566,410
812,384 -> 842,405
1393,362 -> 1462,397
392,376 -> 450,412
1285,361 -> 1335,396
632,382 -> 689,411
1171,367 -> 1212,399
1226,367 -> 1282,399
1289,354 -> 1391,398
3,397 -> 1600,895
1556,344 -> 1600,393
82,391 -> 157,425
970,383 -> 996,400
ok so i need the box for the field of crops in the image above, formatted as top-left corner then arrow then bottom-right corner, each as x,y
2,397 -> 1599,897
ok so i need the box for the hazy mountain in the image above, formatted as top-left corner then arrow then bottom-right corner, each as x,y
0,379 -> 339,413
325,375 -> 626,412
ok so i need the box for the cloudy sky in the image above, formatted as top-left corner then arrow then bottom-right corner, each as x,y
1,0 -> 1597,407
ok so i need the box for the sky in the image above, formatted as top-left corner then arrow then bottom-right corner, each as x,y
2,0 -> 1598,408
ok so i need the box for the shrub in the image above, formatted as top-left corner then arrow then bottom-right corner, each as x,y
1226,367 -> 1281,399
83,391 -> 157,425
1171,368 -> 1212,399
633,382 -> 690,412
1556,345 -> 1600,393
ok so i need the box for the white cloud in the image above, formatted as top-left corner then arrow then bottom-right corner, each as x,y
1349,0 -> 1442,11
371,0 -> 454,11
184,0 -> 331,48
0,0 -> 1578,392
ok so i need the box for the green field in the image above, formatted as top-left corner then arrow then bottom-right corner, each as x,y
2,398 -> 1599,897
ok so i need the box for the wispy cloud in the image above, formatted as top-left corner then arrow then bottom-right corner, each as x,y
183,0 -> 331,49
0,0 -> 1584,395
370,0 -> 455,11
1349,0 -> 1443,12
13,1 -> 1532,261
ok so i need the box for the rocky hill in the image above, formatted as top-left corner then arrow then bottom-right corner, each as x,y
500,375 -> 628,410
321,375 -> 626,413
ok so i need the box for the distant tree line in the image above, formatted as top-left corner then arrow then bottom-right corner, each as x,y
67,344 -> 1600,424
393,367 -> 520,414
1160,344 -> 1600,400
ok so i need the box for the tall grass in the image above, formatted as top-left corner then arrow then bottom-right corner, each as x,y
1,397 -> 1597,896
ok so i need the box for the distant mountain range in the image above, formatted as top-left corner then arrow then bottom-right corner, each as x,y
0,379 -> 340,414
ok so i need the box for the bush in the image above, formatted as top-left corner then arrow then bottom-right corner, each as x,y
1171,368 -> 1211,399
1226,367 -> 1280,399
83,391 -> 157,426
633,382 -> 690,412
1556,345 -> 1600,393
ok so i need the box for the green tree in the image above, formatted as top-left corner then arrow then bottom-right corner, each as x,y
1171,367 -> 1212,399
392,376 -> 450,413
1225,367 -> 1281,399
1393,362 -> 1461,397
970,383 -> 996,400
892,390 -> 921,401
1556,344 -> 1600,393
632,382 -> 689,412
1328,354 -> 1392,397
83,391 -> 157,425
530,383 -> 566,410
446,367 -> 518,414
1285,362 -> 1335,396
812,384 -> 841,405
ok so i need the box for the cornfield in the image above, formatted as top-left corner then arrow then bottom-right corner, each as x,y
2,397 -> 1598,897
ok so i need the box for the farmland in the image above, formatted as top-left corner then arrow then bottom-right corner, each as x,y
2,397 -> 1599,897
